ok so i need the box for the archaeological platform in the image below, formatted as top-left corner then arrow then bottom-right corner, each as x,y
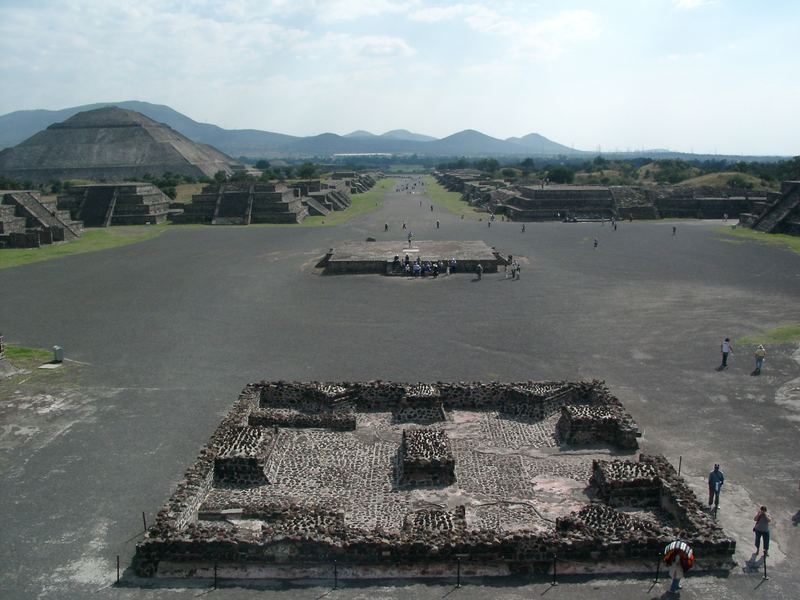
320,240 -> 505,274
134,380 -> 735,580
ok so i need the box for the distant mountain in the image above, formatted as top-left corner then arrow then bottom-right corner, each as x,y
380,129 -> 437,142
0,100 -> 586,157
344,130 -> 376,138
506,132 -> 577,155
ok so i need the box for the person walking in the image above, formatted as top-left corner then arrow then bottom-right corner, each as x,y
402,221 -> 406,230
521,223 -> 526,232
754,345 -> 766,375
384,223 -> 389,232
708,464 -> 725,507
593,238 -> 598,248
753,506 -> 771,556
475,263 -> 483,280
672,226 -> 677,235
436,219 -> 440,229
407,231 -> 413,247
720,337 -> 733,369
667,552 -> 684,595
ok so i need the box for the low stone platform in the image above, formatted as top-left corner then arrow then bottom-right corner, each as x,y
322,240 -> 505,274
133,380 -> 735,580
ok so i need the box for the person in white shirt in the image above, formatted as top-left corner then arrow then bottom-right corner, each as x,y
720,337 -> 733,369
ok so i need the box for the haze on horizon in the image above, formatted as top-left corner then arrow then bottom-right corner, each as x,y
1,0 -> 798,156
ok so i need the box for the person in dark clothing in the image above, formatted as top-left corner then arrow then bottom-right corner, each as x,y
708,464 -> 725,507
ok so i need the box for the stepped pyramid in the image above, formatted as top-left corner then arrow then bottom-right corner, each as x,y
0,107 -> 240,183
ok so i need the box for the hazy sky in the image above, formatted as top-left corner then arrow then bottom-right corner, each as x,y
1,0 -> 798,155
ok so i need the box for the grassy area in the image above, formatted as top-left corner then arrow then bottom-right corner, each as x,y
717,226 -> 800,255
303,178 -> 395,226
3,345 -> 53,362
423,175 -> 481,219
677,172 -> 776,192
173,182 -> 206,203
739,324 -> 800,346
0,224 -> 169,270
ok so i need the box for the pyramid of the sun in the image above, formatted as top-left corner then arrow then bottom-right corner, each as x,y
0,107 -> 239,183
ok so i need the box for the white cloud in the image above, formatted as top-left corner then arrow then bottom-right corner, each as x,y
410,4 -> 600,59
673,0 -> 718,9
296,33 -> 415,63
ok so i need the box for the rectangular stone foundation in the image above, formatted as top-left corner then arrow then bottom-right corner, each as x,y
133,380 -> 734,579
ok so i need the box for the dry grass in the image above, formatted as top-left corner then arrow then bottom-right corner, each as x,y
677,172 -> 776,191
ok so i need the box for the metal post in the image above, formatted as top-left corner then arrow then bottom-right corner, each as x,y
457,557 -> 461,588
653,555 -> 660,583
116,555 -> 120,584
142,511 -> 147,532
334,559 -> 338,589
213,562 -> 218,589
678,456 -> 682,476
763,555 -> 768,580
552,553 -> 558,586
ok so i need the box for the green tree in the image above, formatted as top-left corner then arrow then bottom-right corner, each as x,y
214,170 -> 228,183
49,180 -> 63,194
519,158 -> 535,176
255,159 -> 270,170
297,162 -> 317,178
547,165 -> 575,184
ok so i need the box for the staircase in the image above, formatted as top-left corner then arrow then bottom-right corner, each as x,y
751,182 -> 800,233
7,192 -> 80,239
77,187 -> 117,227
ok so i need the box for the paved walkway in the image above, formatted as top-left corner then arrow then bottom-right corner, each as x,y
0,177 -> 798,599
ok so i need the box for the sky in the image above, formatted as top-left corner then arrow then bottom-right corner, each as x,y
1,0 -> 798,155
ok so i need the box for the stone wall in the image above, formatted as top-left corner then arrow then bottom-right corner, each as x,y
133,381 -> 735,578
399,428 -> 456,487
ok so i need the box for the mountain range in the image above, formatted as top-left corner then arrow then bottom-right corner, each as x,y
0,101 -> 581,158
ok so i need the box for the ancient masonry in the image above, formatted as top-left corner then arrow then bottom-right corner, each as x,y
1,190 -> 83,248
740,180 -> 800,235
57,183 -> 170,226
173,174 -> 376,224
435,170 -> 765,222
134,380 -> 734,579
0,107 -> 241,183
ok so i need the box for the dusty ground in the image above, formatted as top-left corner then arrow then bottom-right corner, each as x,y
0,179 -> 798,599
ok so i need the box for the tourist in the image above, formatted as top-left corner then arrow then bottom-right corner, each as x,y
753,505 -> 771,556
521,223 -> 526,233
672,226 -> 677,235
593,239 -> 598,248
385,223 -> 389,232
436,219 -> 440,229
488,220 -> 491,228
667,551 -> 684,594
708,464 -> 725,507
407,231 -> 413,247
450,258 -> 457,273
754,344 -> 766,375
514,261 -> 520,279
430,204 -> 434,211
402,221 -> 406,230
432,262 -> 439,277
412,262 -> 421,277
723,212 -> 728,222
475,263 -> 483,280
720,337 -> 733,369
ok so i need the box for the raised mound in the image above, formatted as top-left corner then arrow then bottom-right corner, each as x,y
0,107 -> 239,183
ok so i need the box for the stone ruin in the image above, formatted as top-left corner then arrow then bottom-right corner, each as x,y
173,182 -> 308,224
57,183 -> 170,226
173,174 -> 377,224
133,380 -> 734,579
436,170 -> 765,222
1,190 -> 83,248
740,180 -> 800,236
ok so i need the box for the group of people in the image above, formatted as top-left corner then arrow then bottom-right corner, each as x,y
719,337 -> 768,374
391,255 -> 458,278
707,464 -> 772,557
